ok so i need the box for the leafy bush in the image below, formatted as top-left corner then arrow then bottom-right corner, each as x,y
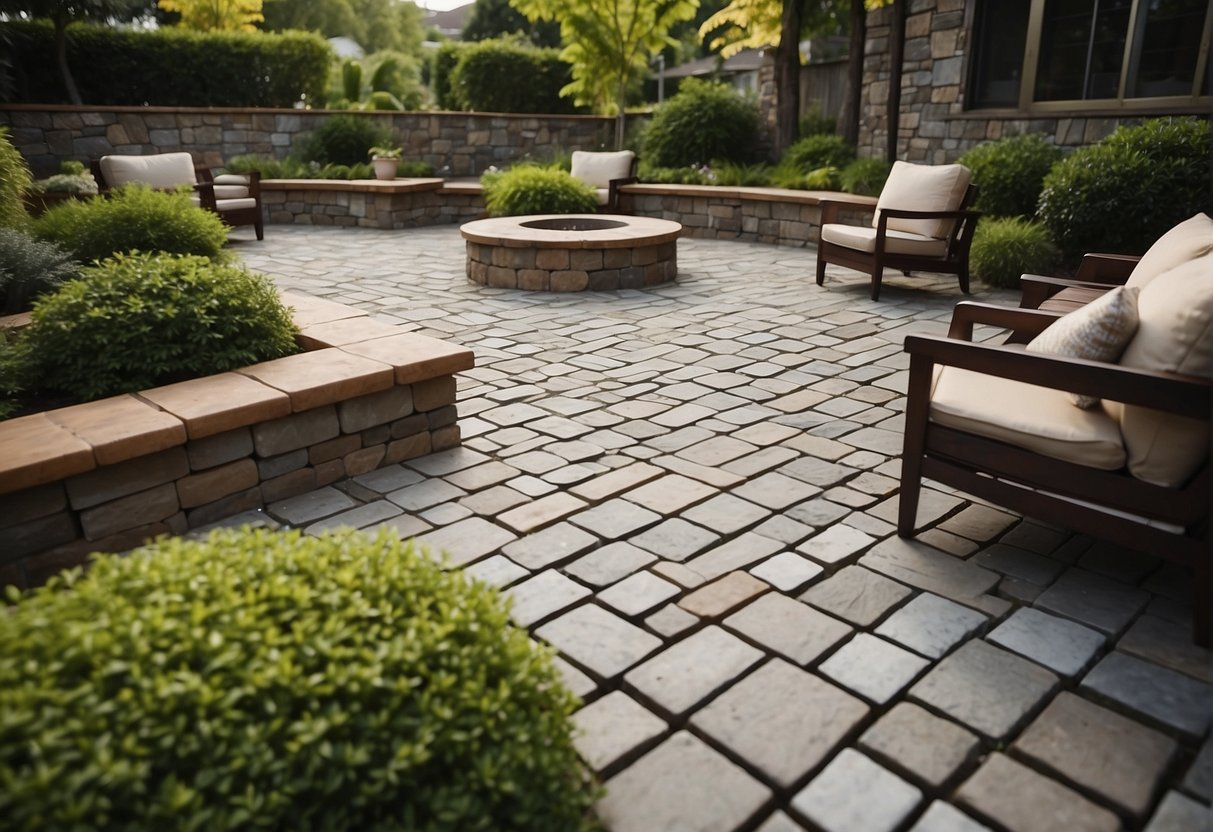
483,165 -> 599,216
637,162 -> 711,185
30,173 -> 97,195
33,186 -> 228,263
769,164 -> 839,191
782,133 -> 856,172
711,162 -> 772,186
839,157 -> 892,196
798,105 -> 837,138
958,133 -> 1062,218
451,37 -> 576,113
1038,117 -> 1212,262
0,527 -> 597,831
431,41 -> 466,110
4,21 -> 329,106
15,252 -> 298,401
0,127 -> 31,228
641,79 -> 762,168
0,227 -> 79,313
970,217 -> 1061,289
298,115 -> 394,167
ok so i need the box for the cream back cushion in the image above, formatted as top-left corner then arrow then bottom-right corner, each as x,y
570,150 -> 635,189
874,161 -> 971,239
1126,213 -> 1213,290
1114,252 -> 1212,487
100,153 -> 197,189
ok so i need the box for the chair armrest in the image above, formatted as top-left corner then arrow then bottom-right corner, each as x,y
1074,253 -> 1139,284
904,334 -> 1209,419
945,301 -> 1058,341
819,199 -> 875,226
607,175 -> 637,207
245,170 -> 262,197
878,207 -> 981,222
1018,274 -> 1119,309
193,181 -> 218,210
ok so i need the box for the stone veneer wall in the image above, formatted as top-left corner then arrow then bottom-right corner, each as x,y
465,240 -> 678,291
0,105 -> 617,177
0,295 -> 473,589
856,0 -> 1211,163
261,182 -> 485,228
618,186 -> 877,248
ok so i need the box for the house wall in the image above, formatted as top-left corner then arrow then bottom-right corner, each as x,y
850,0 -> 1209,162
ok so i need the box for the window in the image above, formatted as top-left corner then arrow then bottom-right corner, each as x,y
968,0 -> 1211,110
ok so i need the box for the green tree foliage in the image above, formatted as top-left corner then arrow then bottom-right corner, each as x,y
260,0 -> 423,57
516,0 -> 698,145
0,0 -> 145,103
0,527 -> 598,830
463,0 -> 559,47
0,126 -> 31,228
158,0 -> 263,31
4,21 -> 330,106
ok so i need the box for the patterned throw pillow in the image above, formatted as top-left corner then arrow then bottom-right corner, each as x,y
1026,285 -> 1140,408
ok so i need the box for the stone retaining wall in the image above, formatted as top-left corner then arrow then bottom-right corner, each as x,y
618,185 -> 878,248
0,294 -> 474,589
261,179 -> 485,228
0,105 -> 617,177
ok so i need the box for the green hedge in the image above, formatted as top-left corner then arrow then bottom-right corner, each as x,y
451,38 -> 577,114
640,79 -> 761,168
958,133 -> 1062,219
0,528 -> 598,831
430,41 -> 466,111
4,21 -> 330,106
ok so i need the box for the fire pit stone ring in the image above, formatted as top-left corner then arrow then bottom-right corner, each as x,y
460,214 -> 682,291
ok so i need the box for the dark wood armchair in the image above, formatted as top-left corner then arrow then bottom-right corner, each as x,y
1019,253 -> 1139,313
816,161 -> 981,301
92,152 -> 264,240
570,150 -> 637,213
899,301 -> 1210,645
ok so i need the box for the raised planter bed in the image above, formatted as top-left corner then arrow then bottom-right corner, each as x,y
260,178 -> 485,229
0,294 -> 474,589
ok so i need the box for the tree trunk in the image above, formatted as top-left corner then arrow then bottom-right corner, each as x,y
774,0 -> 802,157
53,16 -> 82,106
840,0 -> 866,147
885,0 -> 905,162
616,80 -> 627,149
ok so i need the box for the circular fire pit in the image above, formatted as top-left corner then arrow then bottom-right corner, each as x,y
461,214 -> 682,291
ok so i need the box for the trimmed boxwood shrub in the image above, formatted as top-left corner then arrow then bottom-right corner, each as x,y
1038,116 -> 1212,262
3,21 -> 330,107
482,165 -> 599,216
958,133 -> 1062,219
0,528 -> 597,831
451,37 -> 577,114
641,79 -> 762,168
14,252 -> 298,401
298,115 -> 394,167
0,127 -> 31,228
431,41 -> 466,110
33,186 -> 228,263
971,217 -> 1061,289
0,227 -> 79,314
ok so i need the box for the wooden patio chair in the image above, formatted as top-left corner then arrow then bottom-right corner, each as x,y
1020,213 -> 1212,314
92,152 -> 264,240
570,150 -> 637,213
816,161 -> 981,301
898,282 -> 1211,644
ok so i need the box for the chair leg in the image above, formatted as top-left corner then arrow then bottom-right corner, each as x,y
815,251 -> 827,286
870,268 -> 883,301
255,219 -> 264,241
958,266 -> 970,294
898,355 -> 932,536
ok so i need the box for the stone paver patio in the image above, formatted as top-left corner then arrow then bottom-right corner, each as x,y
230,225 -> 1211,832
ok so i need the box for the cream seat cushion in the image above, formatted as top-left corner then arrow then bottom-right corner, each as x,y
212,174 -> 251,200
571,150 -> 635,189
930,364 -> 1126,470
100,152 -> 196,189
190,196 -> 258,211
1127,213 -> 1213,289
821,224 -> 950,257
1111,251 -> 1212,488
874,161 -> 971,239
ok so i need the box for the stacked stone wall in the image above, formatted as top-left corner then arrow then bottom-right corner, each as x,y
262,186 -> 485,228
0,106 -> 618,177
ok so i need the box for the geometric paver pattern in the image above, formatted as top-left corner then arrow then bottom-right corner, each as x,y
233,226 -> 1212,831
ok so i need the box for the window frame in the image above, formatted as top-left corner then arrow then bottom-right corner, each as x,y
968,0 -> 1213,114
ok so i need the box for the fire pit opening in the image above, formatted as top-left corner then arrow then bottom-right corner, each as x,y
519,217 -> 629,232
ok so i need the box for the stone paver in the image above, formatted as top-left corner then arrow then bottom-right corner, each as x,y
819,633 -> 931,704
1013,692 -> 1178,819
624,625 -> 762,717
956,754 -> 1120,832
231,226 -> 1209,832
597,732 -> 771,832
692,659 -> 869,788
858,702 -> 980,790
791,749 -> 922,832
909,640 -> 1059,740
1143,791 -> 1211,832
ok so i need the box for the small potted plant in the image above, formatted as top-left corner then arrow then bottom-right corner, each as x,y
369,146 -> 402,181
